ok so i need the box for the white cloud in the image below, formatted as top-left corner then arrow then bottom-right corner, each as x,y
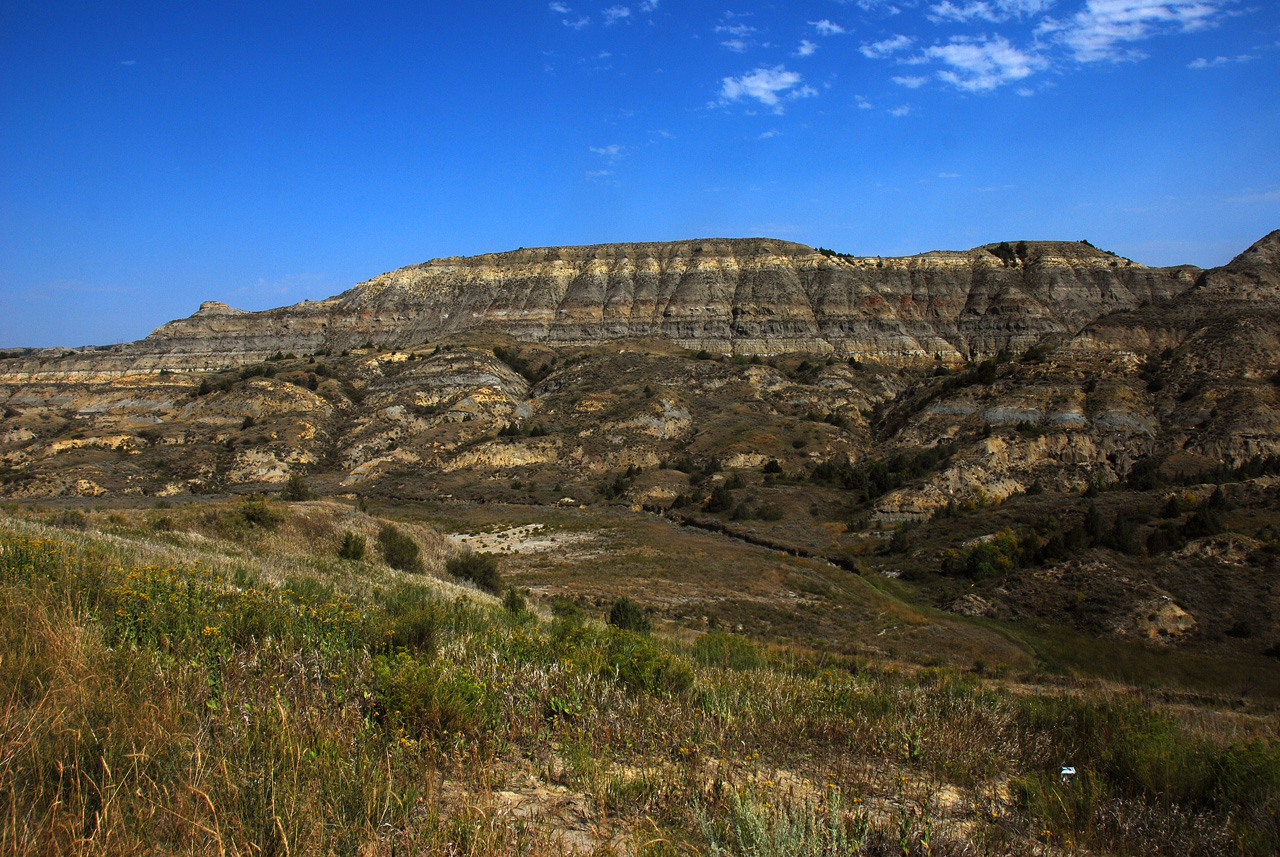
927,1 -> 1054,23
548,2 -> 571,13
939,172 -> 961,177
563,16 -> 590,29
1016,86 -> 1035,95
603,5 -> 631,24
889,104 -> 913,116
893,74 -> 929,87
120,59 -> 137,66
590,144 -> 625,160
1189,53 -> 1255,68
639,0 -> 659,10
860,34 -> 914,58
846,0 -> 903,11
586,169 -> 613,178
926,34 -> 1045,90
1188,54 -> 1228,68
716,21 -> 758,51
856,96 -> 874,108
758,129 -> 782,139
796,39 -> 819,56
810,19 -> 849,36
720,66 -> 814,111
1226,188 -> 1280,203
1044,1 -> 1230,63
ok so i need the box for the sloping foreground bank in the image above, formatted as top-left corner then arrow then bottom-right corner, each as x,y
1,510 -> 1277,856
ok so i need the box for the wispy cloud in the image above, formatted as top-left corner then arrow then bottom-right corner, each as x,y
1041,1 -> 1231,63
639,0 -> 659,11
1226,188 -> 1280,203
590,144 -> 625,161
563,15 -> 590,30
716,20 -> 758,51
927,0 -> 1054,24
1188,53 -> 1255,68
939,172 -> 961,177
120,59 -> 137,66
893,75 -> 929,87
548,2 -> 571,13
844,0 -> 904,12
860,34 -> 914,58
758,129 -> 782,139
603,5 -> 631,24
720,66 -> 816,112
926,34 -> 1045,91
810,20 -> 849,36
795,39 -> 819,57
889,104 -> 913,117
856,95 -> 874,108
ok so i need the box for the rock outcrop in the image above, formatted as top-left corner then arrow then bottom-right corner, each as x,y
114,237 -> 1204,368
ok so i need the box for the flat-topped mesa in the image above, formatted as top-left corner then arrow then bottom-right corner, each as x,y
126,236 -> 1208,367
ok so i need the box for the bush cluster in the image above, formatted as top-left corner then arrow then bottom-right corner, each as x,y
607,596 -> 651,633
378,524 -> 423,573
445,550 -> 502,593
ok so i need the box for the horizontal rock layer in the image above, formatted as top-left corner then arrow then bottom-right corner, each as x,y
94,237 -> 1229,368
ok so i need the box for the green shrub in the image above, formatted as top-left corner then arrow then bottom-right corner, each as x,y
1013,695 -> 1280,854
756,503 -> 784,521
388,609 -> 439,655
704,485 -> 735,513
280,471 -> 316,501
602,629 -> 693,695
550,598 -> 586,622
208,496 -> 284,539
1184,505 -> 1225,540
608,596 -> 651,633
445,550 -> 502,593
698,786 -> 866,857
378,524 -> 424,573
502,586 -> 527,616
371,653 -> 493,739
52,509 -> 87,530
693,631 -> 765,671
337,530 -> 366,560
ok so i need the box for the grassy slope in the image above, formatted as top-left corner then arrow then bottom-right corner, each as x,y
2,501 -> 1277,856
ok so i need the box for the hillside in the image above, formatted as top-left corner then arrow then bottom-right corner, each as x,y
3,231 -> 1280,855
3,504 -> 1277,856
2,231 -> 1280,671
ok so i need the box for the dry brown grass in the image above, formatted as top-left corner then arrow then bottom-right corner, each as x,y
1,506 -> 1277,856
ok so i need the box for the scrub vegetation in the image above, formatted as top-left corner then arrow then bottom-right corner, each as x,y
1,502 -> 1277,856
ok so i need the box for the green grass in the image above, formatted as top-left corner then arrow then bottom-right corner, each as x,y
2,509 -> 1278,855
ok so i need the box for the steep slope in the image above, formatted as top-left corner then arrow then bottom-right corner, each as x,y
3,232 -> 1280,665
120,237 -> 1198,367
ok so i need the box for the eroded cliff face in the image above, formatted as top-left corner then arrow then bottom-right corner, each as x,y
122,238 -> 1200,368
1,231 -> 1277,508
5,232 -> 1280,662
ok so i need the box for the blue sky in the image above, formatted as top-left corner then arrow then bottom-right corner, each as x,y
2,1 -> 1277,347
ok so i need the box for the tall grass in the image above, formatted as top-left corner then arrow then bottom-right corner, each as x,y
2,509 -> 1277,855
